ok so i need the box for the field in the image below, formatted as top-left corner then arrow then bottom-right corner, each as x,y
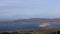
0,28 -> 60,34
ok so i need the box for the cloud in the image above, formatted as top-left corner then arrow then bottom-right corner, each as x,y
0,0 -> 24,7
0,0 -> 48,7
0,3 -> 8,6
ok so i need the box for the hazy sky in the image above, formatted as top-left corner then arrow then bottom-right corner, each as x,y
0,0 -> 60,20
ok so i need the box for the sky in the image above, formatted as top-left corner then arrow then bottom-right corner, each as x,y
0,0 -> 60,20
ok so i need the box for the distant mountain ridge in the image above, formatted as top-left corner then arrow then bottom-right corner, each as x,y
0,18 -> 60,25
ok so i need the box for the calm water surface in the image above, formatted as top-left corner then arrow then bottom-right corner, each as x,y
0,23 -> 60,32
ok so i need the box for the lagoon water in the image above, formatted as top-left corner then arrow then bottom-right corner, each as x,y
0,23 -> 60,32
0,24 -> 39,32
